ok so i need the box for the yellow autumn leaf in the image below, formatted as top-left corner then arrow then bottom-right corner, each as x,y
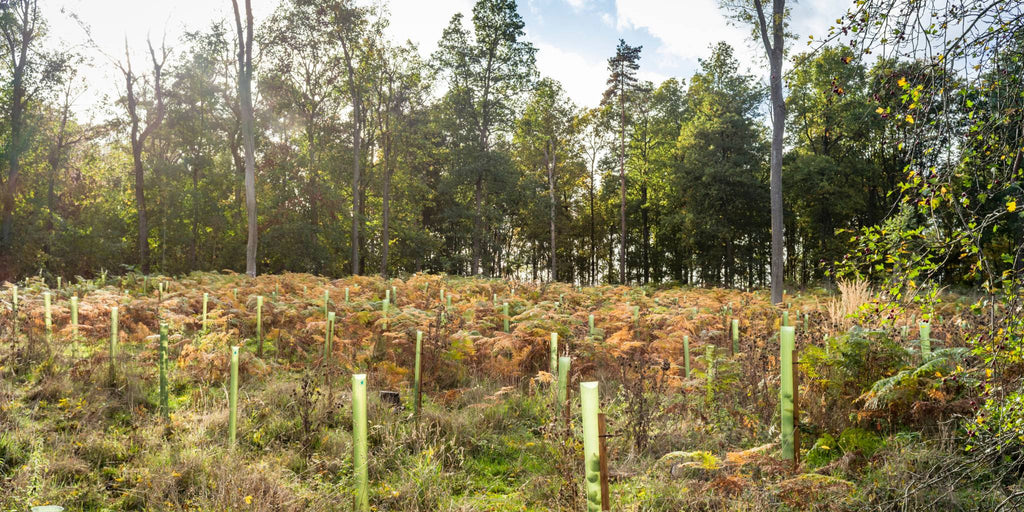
875,107 -> 885,114
906,114 -> 915,124
1008,200 -> 1017,213
897,77 -> 908,87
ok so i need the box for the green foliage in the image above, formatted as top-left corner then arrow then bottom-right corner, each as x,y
805,433 -> 840,469
837,428 -> 883,458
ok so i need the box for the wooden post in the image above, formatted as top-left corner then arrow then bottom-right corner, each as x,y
793,346 -> 800,469
597,413 -> 611,512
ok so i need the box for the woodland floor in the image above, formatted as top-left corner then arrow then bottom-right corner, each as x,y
0,272 -> 1018,511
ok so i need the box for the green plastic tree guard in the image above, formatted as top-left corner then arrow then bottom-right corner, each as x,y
323,289 -> 329,318
202,292 -> 209,333
256,296 -> 263,357
110,307 -> 119,379
683,335 -> 691,379
345,287 -> 350,303
352,373 -> 369,512
383,297 -> 389,315
11,285 -> 17,336
782,311 -> 790,327
557,356 -> 570,406
705,345 -> 716,406
632,305 -> 639,324
920,322 -> 932,358
391,286 -> 397,303
550,332 -> 558,375
56,276 -> 61,289
229,346 -> 239,446
44,291 -> 52,342
580,381 -> 602,512
503,302 -> 510,333
159,323 -> 169,420
70,296 -> 78,337
731,319 -> 739,354
325,311 -> 336,361
780,326 -> 796,460
588,314 -> 595,336
413,331 -> 422,416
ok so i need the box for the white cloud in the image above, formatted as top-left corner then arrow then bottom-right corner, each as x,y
564,0 -> 590,10
382,0 -> 475,56
614,0 -> 758,67
533,38 -> 609,107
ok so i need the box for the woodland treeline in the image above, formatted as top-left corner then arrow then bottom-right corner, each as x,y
0,0 -> 1019,289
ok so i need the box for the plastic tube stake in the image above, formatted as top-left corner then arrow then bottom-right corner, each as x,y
228,346 -> 239,446
780,326 -> 796,460
581,381 -> 602,512
352,373 -> 369,511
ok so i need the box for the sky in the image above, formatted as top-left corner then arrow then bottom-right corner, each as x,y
43,0 -> 852,117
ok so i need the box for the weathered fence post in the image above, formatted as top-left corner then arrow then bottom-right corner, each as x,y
597,412 -> 611,511
352,373 -> 369,512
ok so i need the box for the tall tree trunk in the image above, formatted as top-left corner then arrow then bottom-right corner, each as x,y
0,0 -> 35,252
2,81 -> 24,251
589,165 -> 596,285
233,0 -> 258,277
641,183 -> 649,284
381,135 -> 392,278
619,94 -> 627,284
547,142 -> 557,282
473,176 -> 482,276
755,0 -> 786,304
131,137 -> 149,273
